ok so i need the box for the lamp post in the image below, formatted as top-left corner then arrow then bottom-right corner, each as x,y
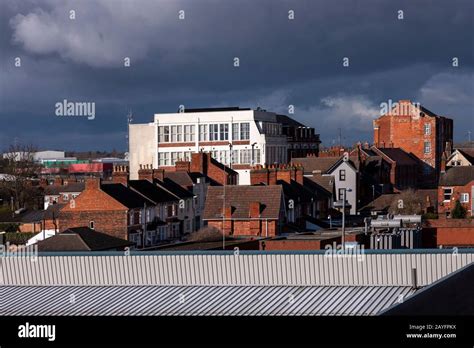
341,188 -> 352,248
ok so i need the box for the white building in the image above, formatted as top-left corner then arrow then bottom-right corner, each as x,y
129,107 -> 289,184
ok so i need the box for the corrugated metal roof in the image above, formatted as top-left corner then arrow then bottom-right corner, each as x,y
0,285 -> 417,316
2,253 -> 473,287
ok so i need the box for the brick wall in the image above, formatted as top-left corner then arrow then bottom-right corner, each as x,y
424,219 -> 474,247
208,219 -> 278,237
373,100 -> 453,186
60,178 -> 129,240
438,181 -> 473,216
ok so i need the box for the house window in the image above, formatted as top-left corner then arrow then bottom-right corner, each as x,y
209,124 -> 219,141
424,141 -> 431,154
219,124 -> 229,140
254,149 -> 261,164
184,125 -> 195,142
232,123 -> 239,140
443,188 -> 453,201
240,149 -> 251,164
62,194 -> 69,201
339,169 -> 346,181
338,188 -> 345,201
231,149 -> 239,164
199,124 -> 208,141
460,193 -> 469,203
158,152 -> 170,166
171,152 -> 180,164
158,126 -> 170,143
240,123 -> 250,140
89,221 -> 95,230
424,123 -> 431,135
170,125 -> 182,142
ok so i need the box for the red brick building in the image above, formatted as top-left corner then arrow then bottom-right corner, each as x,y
203,185 -> 285,237
373,100 -> 453,187
438,166 -> 474,218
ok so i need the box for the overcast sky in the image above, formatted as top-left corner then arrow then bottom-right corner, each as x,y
0,0 -> 473,151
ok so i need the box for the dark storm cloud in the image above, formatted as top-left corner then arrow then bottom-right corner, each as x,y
0,0 -> 472,150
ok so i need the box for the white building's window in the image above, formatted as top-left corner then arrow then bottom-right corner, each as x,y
209,124 -> 219,141
211,150 -> 218,160
183,151 -> 192,161
240,149 -> 251,164
240,123 -> 250,140
254,149 -> 261,164
158,126 -> 170,143
231,150 -> 239,164
62,194 -> 69,201
443,187 -> 453,201
199,124 -> 208,141
232,123 -> 239,140
424,123 -> 431,135
184,125 -> 195,142
158,152 -> 170,166
460,193 -> 469,203
339,169 -> 346,181
170,125 -> 182,142
219,124 -> 229,141
219,150 -> 229,164
423,141 -> 431,154
171,152 -> 179,164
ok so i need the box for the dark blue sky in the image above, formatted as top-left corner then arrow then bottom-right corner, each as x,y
0,0 -> 473,151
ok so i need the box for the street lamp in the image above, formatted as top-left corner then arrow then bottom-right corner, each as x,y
333,188 -> 352,248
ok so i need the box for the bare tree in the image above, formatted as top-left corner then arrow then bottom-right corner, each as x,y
388,189 -> 424,215
186,225 -> 223,242
0,143 -> 42,210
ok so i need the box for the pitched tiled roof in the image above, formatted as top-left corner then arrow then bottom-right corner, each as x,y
457,149 -> 474,164
155,178 -> 194,199
306,174 -> 334,195
164,171 -> 194,188
44,182 -> 85,195
439,166 -> 474,186
203,185 -> 283,220
373,147 -> 418,166
37,227 -> 133,251
291,157 -> 339,174
129,180 -> 178,204
101,183 -> 155,208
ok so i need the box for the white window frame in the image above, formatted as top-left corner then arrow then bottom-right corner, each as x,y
460,193 -> 469,203
443,187 -> 453,202
424,141 -> 431,154
424,123 -> 431,135
240,123 -> 250,140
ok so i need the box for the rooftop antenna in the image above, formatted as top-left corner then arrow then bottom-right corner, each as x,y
338,128 -> 342,147
467,130 -> 472,142
125,110 -> 133,152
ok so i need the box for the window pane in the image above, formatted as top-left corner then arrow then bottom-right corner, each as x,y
240,123 -> 250,140
232,123 -> 239,140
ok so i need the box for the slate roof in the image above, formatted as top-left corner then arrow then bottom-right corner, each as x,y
128,180 -> 178,203
439,166 -> 474,186
164,171 -> 195,188
291,157 -> 340,174
43,182 -> 85,195
100,183 -> 155,208
155,178 -> 195,199
36,227 -> 133,251
373,147 -> 418,166
203,185 -> 283,220
457,148 -> 474,164
306,174 -> 334,195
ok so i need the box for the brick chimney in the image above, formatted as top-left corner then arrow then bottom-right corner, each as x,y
53,176 -> 63,186
249,201 -> 261,235
112,165 -> 129,186
276,166 -> 292,184
138,164 -> 153,182
191,152 -> 207,175
440,152 -> 447,174
175,161 -> 191,172
295,165 -> 304,185
249,201 -> 261,218
85,177 -> 101,191
152,168 -> 165,181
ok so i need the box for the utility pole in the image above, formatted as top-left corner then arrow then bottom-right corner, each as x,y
342,189 -> 346,247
